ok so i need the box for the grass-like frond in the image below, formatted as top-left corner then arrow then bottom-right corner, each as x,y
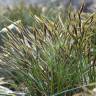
0,5 -> 96,96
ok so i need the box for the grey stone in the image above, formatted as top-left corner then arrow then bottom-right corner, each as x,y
0,20 -> 21,50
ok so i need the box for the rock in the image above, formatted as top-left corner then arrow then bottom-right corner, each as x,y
0,20 -> 21,50
14,92 -> 26,96
0,85 -> 13,95
0,85 -> 26,96
93,88 -> 96,96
